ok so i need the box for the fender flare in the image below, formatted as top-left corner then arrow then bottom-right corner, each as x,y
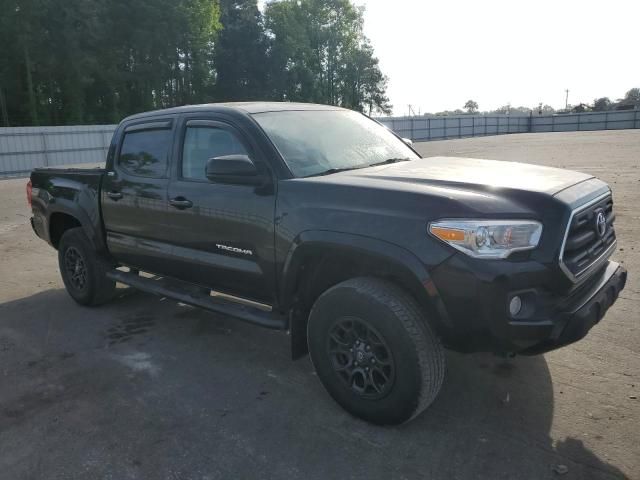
279,230 -> 451,330
44,187 -> 106,253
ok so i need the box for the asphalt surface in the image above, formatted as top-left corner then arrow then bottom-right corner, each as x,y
1,130 -> 639,479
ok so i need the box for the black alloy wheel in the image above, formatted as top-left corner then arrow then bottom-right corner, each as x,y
327,317 -> 395,399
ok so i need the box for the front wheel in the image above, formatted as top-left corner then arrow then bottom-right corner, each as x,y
58,227 -> 115,306
307,277 -> 445,425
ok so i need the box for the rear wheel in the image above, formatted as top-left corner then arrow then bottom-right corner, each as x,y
58,227 -> 115,306
307,277 -> 445,425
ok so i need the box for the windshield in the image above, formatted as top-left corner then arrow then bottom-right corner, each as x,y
252,110 -> 420,177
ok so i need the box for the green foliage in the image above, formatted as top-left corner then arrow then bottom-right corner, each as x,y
537,104 -> 555,114
214,0 -> 268,100
592,97 -> 611,111
621,88 -> 640,107
590,91 -> 640,112
264,0 -> 390,114
586,90 -> 640,112
0,0 -> 222,125
464,100 -> 478,114
0,0 -> 391,126
493,105 -> 531,115
571,103 -> 591,113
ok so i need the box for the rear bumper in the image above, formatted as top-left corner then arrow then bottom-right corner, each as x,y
30,214 -> 47,241
30,216 -> 39,236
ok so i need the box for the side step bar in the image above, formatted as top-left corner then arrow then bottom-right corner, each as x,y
107,270 -> 287,330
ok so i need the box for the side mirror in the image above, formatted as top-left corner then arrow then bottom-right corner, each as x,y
205,155 -> 262,185
402,137 -> 413,146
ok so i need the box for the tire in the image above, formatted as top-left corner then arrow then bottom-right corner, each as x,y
58,227 -> 115,306
307,277 -> 445,425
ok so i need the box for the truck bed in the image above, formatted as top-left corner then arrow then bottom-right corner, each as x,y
29,166 -> 106,250
32,165 -> 105,175
31,167 -> 105,189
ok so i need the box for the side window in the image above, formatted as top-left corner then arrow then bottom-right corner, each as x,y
182,126 -> 249,181
119,129 -> 172,178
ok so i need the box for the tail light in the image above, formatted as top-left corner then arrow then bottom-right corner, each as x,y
26,180 -> 33,207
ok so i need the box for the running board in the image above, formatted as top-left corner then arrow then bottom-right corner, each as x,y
107,270 -> 287,330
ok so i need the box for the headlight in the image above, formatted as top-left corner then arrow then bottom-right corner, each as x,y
429,219 -> 543,259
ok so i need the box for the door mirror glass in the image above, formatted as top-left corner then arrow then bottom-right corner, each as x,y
205,155 -> 262,185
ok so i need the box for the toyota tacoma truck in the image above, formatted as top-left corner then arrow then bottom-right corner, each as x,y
28,102 -> 627,425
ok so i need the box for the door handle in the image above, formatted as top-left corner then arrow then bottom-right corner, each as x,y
169,197 -> 193,209
107,191 -> 123,200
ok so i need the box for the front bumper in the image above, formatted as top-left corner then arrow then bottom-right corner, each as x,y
514,262 -> 626,354
430,257 -> 627,354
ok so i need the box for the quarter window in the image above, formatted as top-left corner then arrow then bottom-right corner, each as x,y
182,126 -> 249,180
119,129 -> 172,178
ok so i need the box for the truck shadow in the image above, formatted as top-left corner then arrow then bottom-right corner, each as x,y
0,288 -> 629,479
410,352 -> 628,478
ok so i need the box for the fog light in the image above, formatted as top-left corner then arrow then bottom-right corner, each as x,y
509,296 -> 522,317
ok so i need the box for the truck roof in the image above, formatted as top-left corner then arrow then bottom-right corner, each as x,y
122,102 -> 343,122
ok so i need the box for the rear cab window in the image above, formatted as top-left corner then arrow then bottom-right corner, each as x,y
118,121 -> 173,178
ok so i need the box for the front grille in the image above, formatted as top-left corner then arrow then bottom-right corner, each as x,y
560,193 -> 616,281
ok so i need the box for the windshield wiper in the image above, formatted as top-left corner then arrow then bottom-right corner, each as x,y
367,157 -> 411,167
305,165 -> 369,177
305,158 -> 411,177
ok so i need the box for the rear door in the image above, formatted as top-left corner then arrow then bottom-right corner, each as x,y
101,118 -> 175,272
163,116 -> 277,304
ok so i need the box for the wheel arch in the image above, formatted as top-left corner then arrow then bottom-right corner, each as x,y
48,202 -> 106,251
49,212 -> 82,248
280,231 -> 451,358
46,199 -> 106,252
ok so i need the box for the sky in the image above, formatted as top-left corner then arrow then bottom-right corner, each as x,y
260,0 -> 640,116
352,0 -> 640,115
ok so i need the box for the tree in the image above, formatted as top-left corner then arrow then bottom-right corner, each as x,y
493,104 -> 511,114
340,38 -> 391,114
537,104 -> 555,115
464,100 -> 478,114
264,0 -> 391,113
434,109 -> 464,116
571,103 -> 591,113
0,0 -> 222,125
490,104 -> 531,115
214,0 -> 269,100
593,97 -> 612,111
0,0 -> 392,125
621,88 -> 640,107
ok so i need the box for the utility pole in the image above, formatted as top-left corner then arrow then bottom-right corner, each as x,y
565,89 -> 569,110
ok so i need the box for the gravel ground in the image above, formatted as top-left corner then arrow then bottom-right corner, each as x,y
0,130 -> 638,479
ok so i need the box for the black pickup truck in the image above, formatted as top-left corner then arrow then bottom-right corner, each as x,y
29,102 -> 627,424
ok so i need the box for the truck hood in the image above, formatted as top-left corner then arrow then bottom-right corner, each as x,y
280,156 -> 607,268
343,156 -> 593,196
288,155 -> 608,223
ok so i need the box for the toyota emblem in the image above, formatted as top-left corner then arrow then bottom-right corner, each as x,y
595,211 -> 607,237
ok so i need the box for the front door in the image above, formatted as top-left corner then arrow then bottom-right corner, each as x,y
164,117 -> 277,304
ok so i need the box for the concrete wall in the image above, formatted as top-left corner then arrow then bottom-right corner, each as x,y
1,109 -> 639,178
376,109 -> 640,142
0,125 -> 115,178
